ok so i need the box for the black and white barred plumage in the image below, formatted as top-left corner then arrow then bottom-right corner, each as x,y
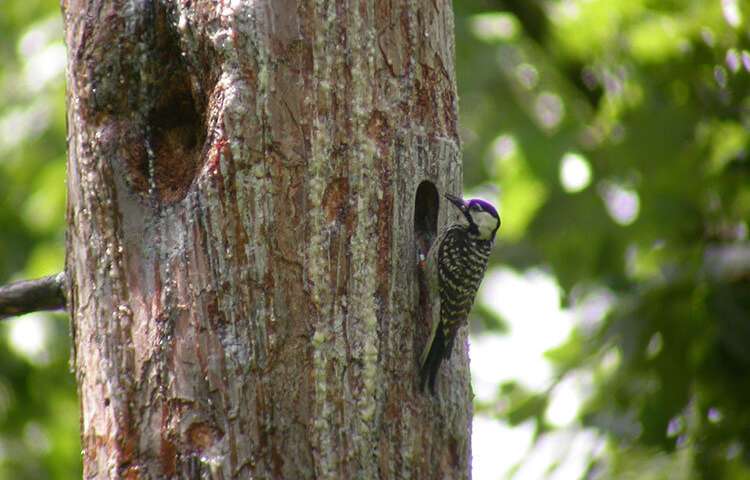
419,193 -> 500,393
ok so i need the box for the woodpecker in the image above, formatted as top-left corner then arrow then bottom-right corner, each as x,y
419,192 -> 500,393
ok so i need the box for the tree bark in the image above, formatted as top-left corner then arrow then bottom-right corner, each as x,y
62,0 -> 469,478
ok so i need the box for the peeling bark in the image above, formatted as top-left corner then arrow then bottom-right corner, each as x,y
63,0 -> 470,478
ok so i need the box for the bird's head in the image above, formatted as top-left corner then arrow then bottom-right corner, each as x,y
445,193 -> 500,241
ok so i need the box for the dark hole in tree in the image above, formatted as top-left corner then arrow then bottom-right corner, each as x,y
148,75 -> 205,204
116,5 -> 207,206
414,181 -> 439,358
414,181 -> 439,259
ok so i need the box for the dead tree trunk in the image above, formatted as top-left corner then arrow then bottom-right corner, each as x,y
62,0 -> 469,477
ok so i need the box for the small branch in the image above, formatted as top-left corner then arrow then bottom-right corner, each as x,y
0,272 -> 67,320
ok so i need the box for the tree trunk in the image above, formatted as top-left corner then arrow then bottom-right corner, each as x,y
62,0 -> 469,478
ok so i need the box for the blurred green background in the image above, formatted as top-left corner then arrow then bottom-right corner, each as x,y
0,0 -> 78,478
1,0 -> 749,478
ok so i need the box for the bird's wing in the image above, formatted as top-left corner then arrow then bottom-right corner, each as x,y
419,227 -> 443,366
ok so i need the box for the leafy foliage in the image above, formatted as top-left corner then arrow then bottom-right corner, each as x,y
0,3 -> 77,478
459,0 -> 750,477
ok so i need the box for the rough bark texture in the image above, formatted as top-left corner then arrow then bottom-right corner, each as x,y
62,0 -> 469,478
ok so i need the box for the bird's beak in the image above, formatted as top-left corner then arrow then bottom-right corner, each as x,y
444,193 -> 466,212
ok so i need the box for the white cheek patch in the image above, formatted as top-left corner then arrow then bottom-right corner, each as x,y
475,211 -> 499,238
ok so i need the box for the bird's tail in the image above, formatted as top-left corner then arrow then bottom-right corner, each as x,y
419,327 -> 447,394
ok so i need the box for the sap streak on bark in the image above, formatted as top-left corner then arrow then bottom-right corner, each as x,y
63,0 -> 470,478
